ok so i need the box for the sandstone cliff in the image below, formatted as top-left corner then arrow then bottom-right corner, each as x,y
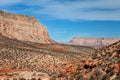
0,10 -> 55,43
70,37 -> 120,48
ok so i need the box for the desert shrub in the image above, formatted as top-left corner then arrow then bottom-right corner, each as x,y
19,78 -> 26,80
48,71 -> 56,76
90,69 -> 103,80
90,75 -> 96,80
106,68 -> 114,73
51,77 -> 56,80
114,73 -> 120,80
76,65 -> 81,72
76,74 -> 85,80
102,74 -> 110,80
70,72 -> 76,77
51,75 -> 56,80
31,78 -> 36,80
57,73 -> 64,78
109,70 -> 115,76
93,53 -> 101,59
38,78 -> 42,80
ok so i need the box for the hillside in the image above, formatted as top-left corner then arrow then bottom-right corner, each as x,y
0,35 -> 96,73
50,40 -> 120,80
0,35 -> 119,80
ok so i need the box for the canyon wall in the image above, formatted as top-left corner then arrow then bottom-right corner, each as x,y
0,10 -> 55,43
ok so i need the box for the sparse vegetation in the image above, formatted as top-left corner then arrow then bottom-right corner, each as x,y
0,34 -> 119,80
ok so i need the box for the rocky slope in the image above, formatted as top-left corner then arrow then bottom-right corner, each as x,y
0,10 -> 55,43
70,37 -> 120,48
0,35 -> 96,73
51,40 -> 120,80
0,36 -> 119,80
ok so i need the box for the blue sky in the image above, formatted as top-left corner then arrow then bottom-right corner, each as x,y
0,0 -> 120,42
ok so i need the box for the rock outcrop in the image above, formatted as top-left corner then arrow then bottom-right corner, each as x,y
70,37 -> 120,48
0,10 -> 55,43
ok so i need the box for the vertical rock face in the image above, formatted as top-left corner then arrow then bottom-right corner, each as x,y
70,37 -> 120,48
0,10 -> 55,43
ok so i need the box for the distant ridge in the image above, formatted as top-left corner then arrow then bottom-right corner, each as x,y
70,37 -> 120,48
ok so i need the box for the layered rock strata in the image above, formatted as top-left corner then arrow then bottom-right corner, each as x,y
0,10 -> 55,43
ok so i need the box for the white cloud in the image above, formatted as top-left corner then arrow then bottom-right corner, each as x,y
30,0 -> 120,20
1,0 -> 120,20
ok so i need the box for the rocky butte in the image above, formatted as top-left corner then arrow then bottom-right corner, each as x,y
70,37 -> 120,48
0,10 -> 55,43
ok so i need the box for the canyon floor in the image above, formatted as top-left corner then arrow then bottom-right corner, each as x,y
0,35 -> 119,80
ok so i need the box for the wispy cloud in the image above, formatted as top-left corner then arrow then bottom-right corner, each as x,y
0,0 -> 120,20
0,0 -> 23,6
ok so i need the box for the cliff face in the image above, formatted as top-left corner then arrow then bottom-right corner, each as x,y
0,10 -> 55,43
70,37 -> 120,48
